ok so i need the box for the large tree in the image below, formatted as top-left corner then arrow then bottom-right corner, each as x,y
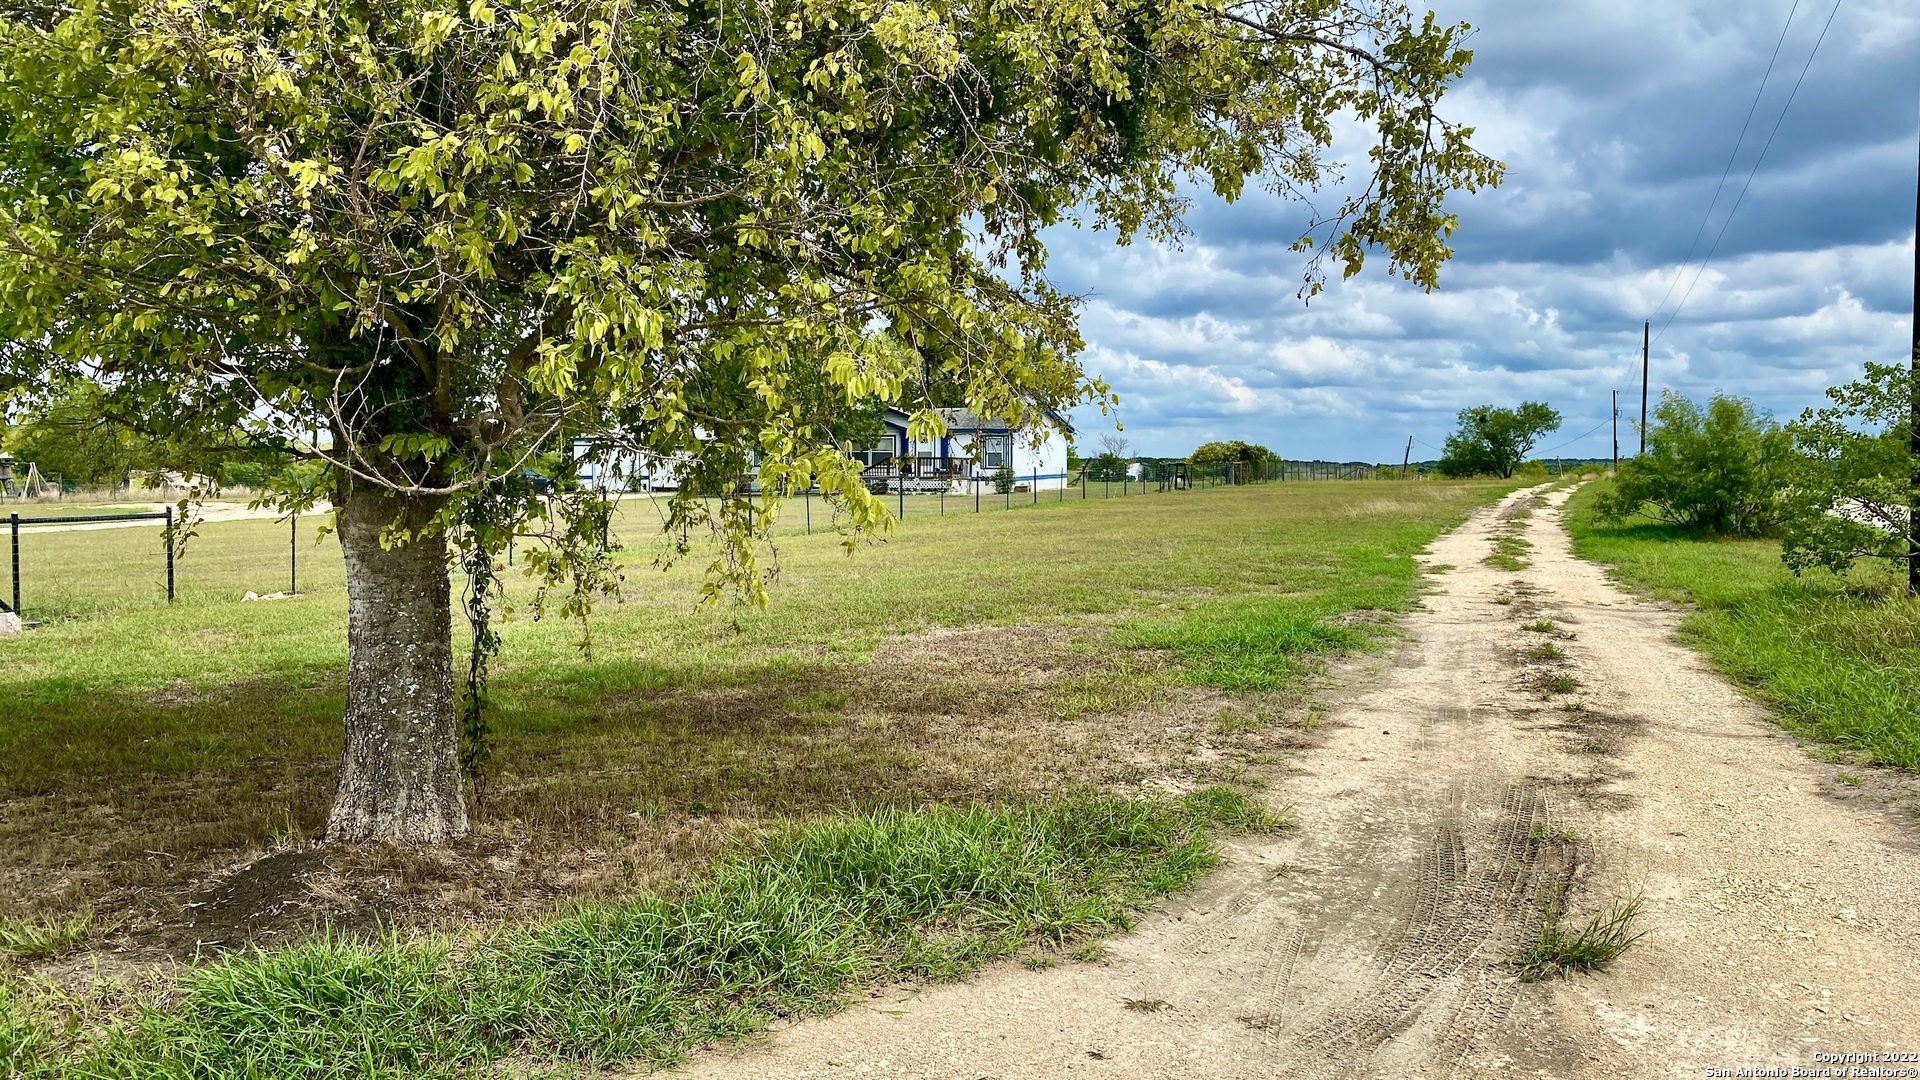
1436,401 -> 1559,479
0,0 -> 1499,843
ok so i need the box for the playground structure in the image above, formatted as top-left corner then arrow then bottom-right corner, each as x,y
0,455 -> 51,499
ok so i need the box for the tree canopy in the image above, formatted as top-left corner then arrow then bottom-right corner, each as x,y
1779,362 -> 1918,580
1189,440 -> 1277,465
1436,402 -> 1559,479
0,0 -> 1501,842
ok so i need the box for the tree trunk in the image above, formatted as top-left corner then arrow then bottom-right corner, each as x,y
325,482 -> 470,844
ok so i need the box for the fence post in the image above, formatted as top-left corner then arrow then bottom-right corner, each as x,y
163,505 -> 175,603
290,513 -> 298,595
9,512 -> 18,616
898,478 -> 904,520
975,481 -> 980,513
805,488 -> 811,534
1032,468 -> 1038,505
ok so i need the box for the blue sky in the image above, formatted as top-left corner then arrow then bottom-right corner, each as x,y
1054,0 -> 1920,462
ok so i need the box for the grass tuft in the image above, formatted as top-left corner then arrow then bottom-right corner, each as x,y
0,914 -> 99,962
1070,941 -> 1110,963
1521,620 -> 1556,633
1176,787 -> 1295,833
1510,894 -> 1644,982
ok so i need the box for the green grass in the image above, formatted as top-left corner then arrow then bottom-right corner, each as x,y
1564,481 -> 1920,770
0,913 -> 97,961
3,790 -> 1265,1078
1483,532 -> 1532,572
2,480 -> 1512,923
1510,893 -> 1644,982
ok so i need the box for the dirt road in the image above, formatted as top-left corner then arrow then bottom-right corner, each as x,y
669,485 -> 1920,1079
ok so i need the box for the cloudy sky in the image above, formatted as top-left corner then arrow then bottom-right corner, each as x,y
1052,0 -> 1920,462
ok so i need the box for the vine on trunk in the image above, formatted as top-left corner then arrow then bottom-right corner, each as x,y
458,504 -> 507,805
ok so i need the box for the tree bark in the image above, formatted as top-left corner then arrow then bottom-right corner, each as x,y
325,481 -> 469,844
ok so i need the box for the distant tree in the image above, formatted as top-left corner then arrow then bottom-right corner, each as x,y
1190,440 -> 1277,465
1594,392 -> 1791,536
1437,403 -> 1561,478
3,382 -> 146,487
1098,433 -> 1131,458
1084,453 -> 1129,482
1778,362 -> 1917,583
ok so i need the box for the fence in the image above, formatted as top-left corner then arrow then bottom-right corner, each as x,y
779,454 -> 1391,531
0,509 -> 321,623
5,509 -> 176,619
0,456 -> 1455,622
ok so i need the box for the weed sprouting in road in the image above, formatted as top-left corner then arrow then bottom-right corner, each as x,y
1510,894 -> 1645,982
1484,532 -> 1533,572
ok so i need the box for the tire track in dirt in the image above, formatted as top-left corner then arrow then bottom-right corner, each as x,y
660,485 -> 1920,1079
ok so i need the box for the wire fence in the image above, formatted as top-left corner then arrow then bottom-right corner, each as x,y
2,454 -> 1586,624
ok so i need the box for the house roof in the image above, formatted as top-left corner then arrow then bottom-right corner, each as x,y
883,406 -> 1075,436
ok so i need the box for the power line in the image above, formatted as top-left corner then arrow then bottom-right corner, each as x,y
1651,0 -> 1845,347
1646,0 -> 1803,328
1537,416 -> 1614,457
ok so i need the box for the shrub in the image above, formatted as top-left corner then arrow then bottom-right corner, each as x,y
1595,392 -> 1790,536
991,463 -> 1016,493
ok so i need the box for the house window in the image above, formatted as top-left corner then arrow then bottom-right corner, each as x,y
984,436 -> 1008,468
850,437 -> 898,468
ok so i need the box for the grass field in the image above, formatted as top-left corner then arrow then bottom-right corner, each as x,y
2,480 -> 1510,943
1563,481 -> 1920,771
2,478 -> 1517,1076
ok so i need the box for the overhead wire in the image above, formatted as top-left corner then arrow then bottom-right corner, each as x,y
1536,415 -> 1615,457
1650,0 -> 1845,346
1645,0 -> 1803,329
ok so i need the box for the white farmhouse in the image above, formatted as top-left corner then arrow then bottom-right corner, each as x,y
571,407 -> 1073,494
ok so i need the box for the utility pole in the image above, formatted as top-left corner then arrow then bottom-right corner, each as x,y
1401,435 -> 1413,479
1909,116 -> 1919,595
1611,390 -> 1619,474
1640,320 -> 1650,456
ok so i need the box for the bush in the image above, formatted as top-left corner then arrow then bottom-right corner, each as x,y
1595,392 -> 1790,536
991,463 -> 1016,493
